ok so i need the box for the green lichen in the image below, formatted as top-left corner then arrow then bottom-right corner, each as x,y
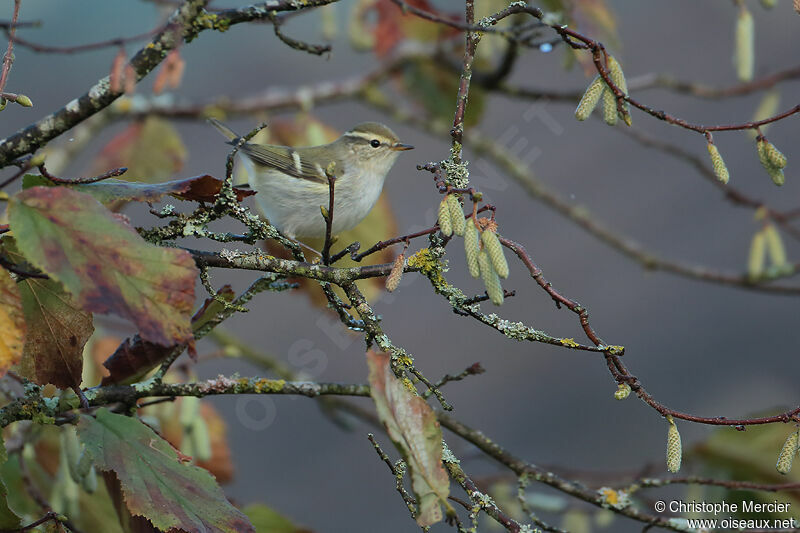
193,12 -> 230,32
441,157 -> 470,189
252,378 -> 286,393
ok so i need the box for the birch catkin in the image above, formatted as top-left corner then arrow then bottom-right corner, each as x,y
776,430 -> 800,475
707,143 -> 730,184
478,250 -> 504,305
607,55 -> 631,125
386,253 -> 405,292
758,139 -> 786,185
734,6 -> 754,82
464,219 -> 481,278
666,417 -> 682,473
447,194 -> 466,236
601,88 -> 618,126
438,197 -> 453,236
481,229 -> 509,279
575,76 -> 605,121
748,229 -> 766,279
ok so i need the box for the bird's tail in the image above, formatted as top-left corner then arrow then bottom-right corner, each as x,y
207,117 -> 239,141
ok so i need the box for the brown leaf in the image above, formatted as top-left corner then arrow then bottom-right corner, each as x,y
366,350 -> 450,526
0,268 -> 25,377
17,276 -> 94,388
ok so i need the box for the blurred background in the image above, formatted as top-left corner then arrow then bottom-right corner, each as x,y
1,0 -> 799,531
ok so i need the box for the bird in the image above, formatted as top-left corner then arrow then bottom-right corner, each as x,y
209,118 -> 413,239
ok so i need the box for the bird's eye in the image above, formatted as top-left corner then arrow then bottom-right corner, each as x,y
370,139 -> 381,148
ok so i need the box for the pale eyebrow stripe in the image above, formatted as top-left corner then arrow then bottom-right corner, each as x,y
344,131 -> 381,143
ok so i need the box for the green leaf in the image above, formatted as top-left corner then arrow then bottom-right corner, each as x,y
243,504 -> 307,533
77,409 -> 254,533
366,350 -> 450,527
402,58 -> 485,126
91,116 -> 187,183
0,476 -> 21,530
0,268 -> 25,377
8,187 -> 197,346
0,436 -> 21,530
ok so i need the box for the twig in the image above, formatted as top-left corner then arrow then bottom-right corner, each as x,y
0,0 -> 20,95
8,27 -> 159,54
268,11 -> 331,56
367,434 -> 418,520
321,172 -> 336,265
38,164 -> 127,184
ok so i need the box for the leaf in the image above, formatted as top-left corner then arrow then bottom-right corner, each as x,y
77,409 -> 254,533
101,285 -> 235,385
0,477 -> 21,530
92,117 -> 187,183
0,268 -> 25,377
0,436 -> 21,530
366,350 -> 449,527
17,276 -> 94,388
3,237 -> 95,388
369,0 -> 460,57
8,187 -> 197,346
401,57 -> 486,126
22,174 -> 255,205
243,504 -> 311,533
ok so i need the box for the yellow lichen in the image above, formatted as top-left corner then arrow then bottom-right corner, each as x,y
401,377 -> 417,394
408,248 -> 448,288
560,338 -> 580,348
253,378 -> 286,393
600,488 -> 619,505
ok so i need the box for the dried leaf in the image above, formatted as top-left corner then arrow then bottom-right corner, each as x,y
92,117 -> 187,183
0,268 -> 25,377
17,276 -> 94,388
77,409 -> 254,533
366,350 -> 449,527
8,187 -> 197,346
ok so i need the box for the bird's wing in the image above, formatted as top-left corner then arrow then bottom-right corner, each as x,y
241,144 -> 343,184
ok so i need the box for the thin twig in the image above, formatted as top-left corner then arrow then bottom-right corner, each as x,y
0,0 -> 20,95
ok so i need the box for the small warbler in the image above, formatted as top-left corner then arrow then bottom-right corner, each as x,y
209,119 -> 413,238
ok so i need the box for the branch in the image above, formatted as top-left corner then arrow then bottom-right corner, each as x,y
0,377 -> 370,428
0,0 -> 342,169
437,412 -> 685,532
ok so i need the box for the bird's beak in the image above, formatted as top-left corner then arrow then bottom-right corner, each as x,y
392,143 -> 414,151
